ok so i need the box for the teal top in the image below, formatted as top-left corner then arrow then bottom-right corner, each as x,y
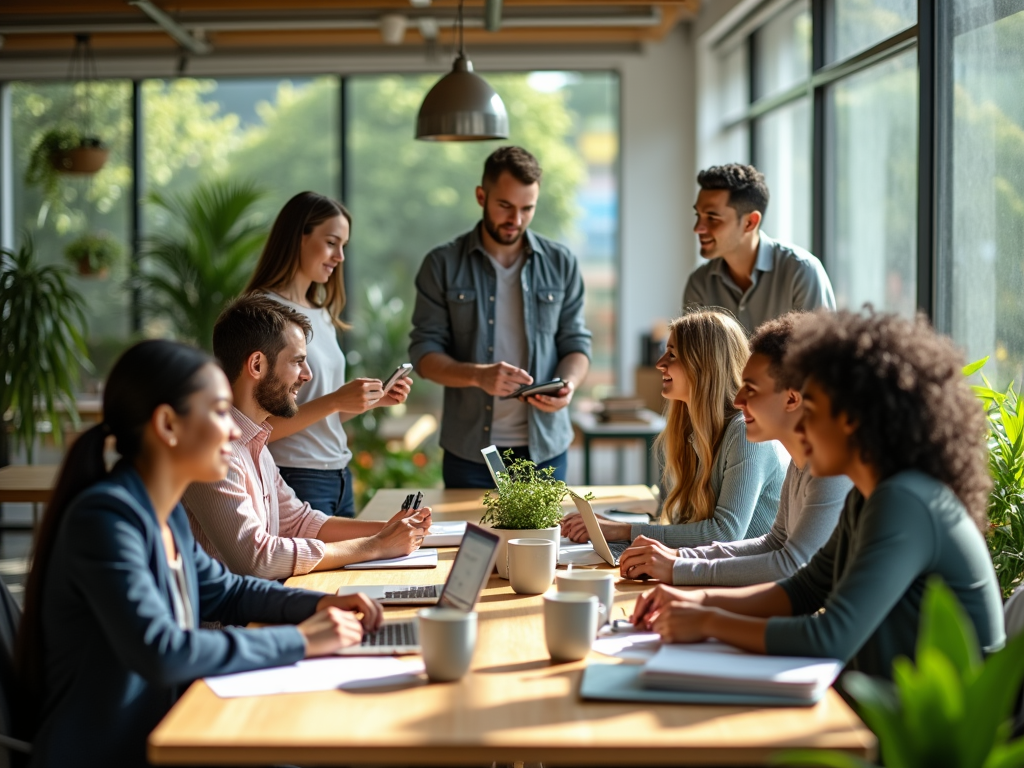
765,470 -> 1004,679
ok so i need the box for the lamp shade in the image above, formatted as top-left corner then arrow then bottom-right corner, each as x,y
416,55 -> 509,141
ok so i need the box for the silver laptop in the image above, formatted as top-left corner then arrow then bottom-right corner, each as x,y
337,524 -> 500,655
564,489 -> 631,566
481,444 -> 507,487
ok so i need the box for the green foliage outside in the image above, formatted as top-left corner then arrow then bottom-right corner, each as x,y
480,449 -> 589,530
775,578 -> 1024,768
136,180 -> 268,351
0,240 -> 90,463
965,357 -> 1024,598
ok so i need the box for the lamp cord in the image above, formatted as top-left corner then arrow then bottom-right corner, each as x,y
457,0 -> 464,57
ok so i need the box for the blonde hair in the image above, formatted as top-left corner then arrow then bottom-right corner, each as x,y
655,309 -> 749,524
245,191 -> 352,331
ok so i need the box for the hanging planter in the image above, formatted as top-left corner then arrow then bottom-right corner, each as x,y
64,231 -> 122,278
50,136 -> 109,175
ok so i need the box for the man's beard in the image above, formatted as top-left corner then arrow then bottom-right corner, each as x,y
254,368 -> 299,418
483,204 -> 523,246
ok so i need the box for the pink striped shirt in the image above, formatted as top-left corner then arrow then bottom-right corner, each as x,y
183,407 -> 330,579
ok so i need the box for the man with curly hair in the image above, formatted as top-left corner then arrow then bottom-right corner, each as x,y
685,163 -> 835,332
630,309 -> 1004,681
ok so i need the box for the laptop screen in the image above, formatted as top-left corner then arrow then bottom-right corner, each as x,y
439,524 -> 499,611
480,445 -> 507,489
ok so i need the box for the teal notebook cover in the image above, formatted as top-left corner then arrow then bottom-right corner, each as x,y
579,663 -> 823,707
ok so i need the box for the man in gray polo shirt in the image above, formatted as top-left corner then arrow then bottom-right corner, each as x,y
410,146 -> 592,488
684,164 -> 835,332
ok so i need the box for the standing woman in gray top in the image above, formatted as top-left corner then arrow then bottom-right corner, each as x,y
562,309 -> 784,549
619,312 -> 850,585
631,310 -> 1004,681
245,192 -> 412,517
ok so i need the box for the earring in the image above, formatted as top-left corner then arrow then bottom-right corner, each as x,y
169,438 -> 178,448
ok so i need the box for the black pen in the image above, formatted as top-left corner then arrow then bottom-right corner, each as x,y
412,491 -> 423,509
401,493 -> 413,511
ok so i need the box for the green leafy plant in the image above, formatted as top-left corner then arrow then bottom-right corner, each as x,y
775,577 -> 1024,768
480,450 -> 587,530
965,357 -> 1024,598
349,441 -> 443,509
64,231 -> 123,276
25,126 -> 81,204
0,238 -> 91,463
138,179 -> 267,351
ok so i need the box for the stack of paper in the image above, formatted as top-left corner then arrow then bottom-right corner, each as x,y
640,645 -> 843,703
422,521 -> 466,547
205,656 -> 424,698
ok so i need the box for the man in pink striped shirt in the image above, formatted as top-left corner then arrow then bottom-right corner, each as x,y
184,295 -> 430,579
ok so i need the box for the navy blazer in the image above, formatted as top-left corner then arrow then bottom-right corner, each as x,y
31,463 -> 323,768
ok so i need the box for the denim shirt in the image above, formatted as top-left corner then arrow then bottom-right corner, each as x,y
410,224 -> 592,463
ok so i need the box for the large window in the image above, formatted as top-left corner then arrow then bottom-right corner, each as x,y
949,3 -> 1024,387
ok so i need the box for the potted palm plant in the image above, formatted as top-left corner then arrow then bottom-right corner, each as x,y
480,450 -> 586,578
0,238 -> 90,463
64,231 -> 123,278
137,179 -> 267,351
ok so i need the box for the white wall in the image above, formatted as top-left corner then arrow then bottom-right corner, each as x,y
0,30 -> 699,394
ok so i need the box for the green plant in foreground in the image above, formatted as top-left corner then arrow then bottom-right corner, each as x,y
0,238 -> 90,463
64,231 -> 124,275
138,179 -> 267,351
965,357 -> 1024,598
775,577 -> 1024,768
480,449 -> 590,530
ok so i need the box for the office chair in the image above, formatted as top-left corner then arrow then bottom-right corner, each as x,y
0,577 -> 30,767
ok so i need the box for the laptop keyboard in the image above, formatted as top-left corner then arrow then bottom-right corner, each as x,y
609,541 -> 629,558
361,621 -> 418,647
383,585 -> 440,600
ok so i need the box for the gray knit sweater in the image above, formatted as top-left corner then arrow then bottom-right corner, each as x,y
671,461 -> 851,586
628,414 -> 785,548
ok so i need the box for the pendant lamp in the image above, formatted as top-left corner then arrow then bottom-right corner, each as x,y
415,0 -> 508,141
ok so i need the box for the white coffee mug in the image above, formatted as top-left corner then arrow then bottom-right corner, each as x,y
556,570 -> 615,628
418,608 -> 477,682
508,538 -> 557,595
543,592 -> 598,662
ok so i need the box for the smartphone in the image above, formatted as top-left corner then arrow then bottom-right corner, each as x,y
500,378 -> 567,401
382,363 -> 413,394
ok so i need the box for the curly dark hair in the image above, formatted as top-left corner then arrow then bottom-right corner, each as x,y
782,308 -> 991,531
697,163 -> 769,217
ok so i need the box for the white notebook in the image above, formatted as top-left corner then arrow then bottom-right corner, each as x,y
343,548 -> 439,569
640,644 -> 843,703
422,522 -> 466,547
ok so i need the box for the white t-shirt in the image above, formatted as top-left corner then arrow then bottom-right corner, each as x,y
264,292 -> 353,470
487,253 -> 530,446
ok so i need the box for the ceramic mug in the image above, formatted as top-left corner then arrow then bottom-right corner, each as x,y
556,570 -> 615,628
543,592 -> 598,662
418,608 -> 477,682
508,538 -> 557,595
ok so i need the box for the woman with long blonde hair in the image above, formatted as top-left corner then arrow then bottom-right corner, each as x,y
562,309 -> 784,554
245,192 -> 411,518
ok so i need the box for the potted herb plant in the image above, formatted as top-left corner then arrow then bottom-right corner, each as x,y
64,231 -> 123,278
480,450 -> 585,579
25,127 -> 109,205
0,238 -> 90,463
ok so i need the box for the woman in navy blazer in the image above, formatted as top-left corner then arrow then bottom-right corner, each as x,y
15,340 -> 383,768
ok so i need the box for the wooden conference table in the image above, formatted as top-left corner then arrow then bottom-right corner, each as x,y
148,487 -> 875,766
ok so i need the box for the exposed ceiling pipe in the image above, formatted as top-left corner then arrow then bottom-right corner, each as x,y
0,8 -> 661,36
126,0 -> 212,54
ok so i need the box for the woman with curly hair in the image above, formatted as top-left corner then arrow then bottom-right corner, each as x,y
631,309 -> 1004,679
562,309 -> 784,550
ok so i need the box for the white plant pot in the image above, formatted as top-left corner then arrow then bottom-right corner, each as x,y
491,526 -> 560,579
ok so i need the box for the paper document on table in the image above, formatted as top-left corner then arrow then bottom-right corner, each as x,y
422,522 -> 466,547
592,630 -> 662,660
344,548 -> 438,569
602,511 -> 650,525
641,644 -> 842,702
558,539 -> 606,566
205,656 -> 424,698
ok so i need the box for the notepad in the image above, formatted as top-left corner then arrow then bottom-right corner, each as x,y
205,656 -> 425,698
640,645 -> 843,703
422,522 -> 466,547
343,548 -> 439,569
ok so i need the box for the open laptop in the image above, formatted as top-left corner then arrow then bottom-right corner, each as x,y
337,524 -> 500,655
562,489 -> 631,566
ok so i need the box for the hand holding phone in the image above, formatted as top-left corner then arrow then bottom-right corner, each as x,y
382,363 -> 413,394
501,378 -> 567,400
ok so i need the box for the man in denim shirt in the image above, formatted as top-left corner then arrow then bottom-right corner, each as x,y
410,147 -> 592,487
